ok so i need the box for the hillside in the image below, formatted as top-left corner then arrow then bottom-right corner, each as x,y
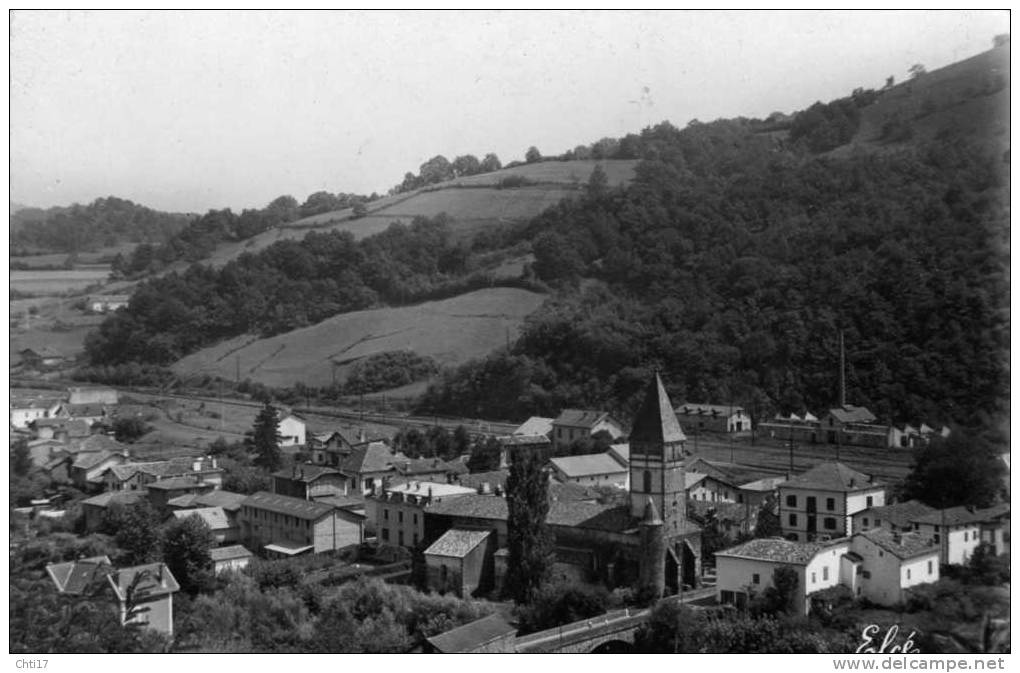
196,160 -> 638,268
172,287 -> 546,390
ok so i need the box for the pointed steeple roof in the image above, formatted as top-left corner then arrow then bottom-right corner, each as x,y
641,497 -> 663,525
630,373 -> 687,445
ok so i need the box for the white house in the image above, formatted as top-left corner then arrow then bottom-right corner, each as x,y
10,397 -> 64,429
715,537 -> 849,614
209,545 -> 254,574
550,409 -> 625,450
909,506 -> 984,565
674,403 -> 751,434
685,472 -> 740,503
278,414 -> 306,447
68,387 -> 119,406
778,462 -> 885,542
847,529 -> 940,605
550,452 -> 629,488
851,499 -> 935,535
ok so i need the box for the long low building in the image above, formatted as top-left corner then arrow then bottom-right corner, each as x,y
549,452 -> 628,487
239,491 -> 364,557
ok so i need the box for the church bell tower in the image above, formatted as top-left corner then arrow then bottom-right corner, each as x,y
629,373 -> 687,537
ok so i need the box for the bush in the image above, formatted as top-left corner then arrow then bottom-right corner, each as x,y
516,581 -> 613,634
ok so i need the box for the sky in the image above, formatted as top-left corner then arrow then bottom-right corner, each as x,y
9,10 -> 1011,214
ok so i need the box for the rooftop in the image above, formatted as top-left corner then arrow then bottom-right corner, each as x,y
780,462 -> 882,493
426,613 -> 516,653
63,403 -> 108,417
46,556 -> 113,594
553,409 -> 614,429
911,504 -> 1011,527
827,405 -> 878,424
338,441 -> 396,475
629,373 -> 687,446
107,563 -> 180,601
426,494 -> 654,535
146,476 -> 211,491
857,529 -> 938,560
715,538 -> 830,565
740,476 -> 787,492
72,450 -> 121,471
676,403 -> 746,416
455,470 -> 508,492
242,491 -> 335,520
172,506 -> 232,530
394,457 -> 469,477
209,545 -> 254,562
424,528 -> 491,558
499,434 -> 551,447
272,464 -> 344,483
192,489 -> 248,512
384,480 -> 477,499
81,490 -> 149,508
550,452 -> 628,478
858,500 -> 936,529
513,416 -> 555,437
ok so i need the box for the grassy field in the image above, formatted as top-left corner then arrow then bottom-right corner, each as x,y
173,287 -> 547,390
196,160 -> 639,269
10,269 -> 111,295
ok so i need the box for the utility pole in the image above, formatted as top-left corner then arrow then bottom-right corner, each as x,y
235,356 -> 240,385
839,329 -> 847,408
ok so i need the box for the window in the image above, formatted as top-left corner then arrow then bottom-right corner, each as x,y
928,560 -> 933,574
862,570 -> 871,579
866,496 -> 873,507
398,511 -> 404,523
398,531 -> 404,546
384,509 -> 389,521
643,470 -> 652,494
381,528 -> 389,541
811,572 -> 816,584
826,498 -> 835,511
934,525 -> 940,532
863,517 -> 870,529
963,531 -> 968,542
824,517 -> 837,530
823,567 -> 829,581
413,534 -> 419,546
934,534 -> 940,543
789,513 -> 798,526
752,573 -> 760,584
413,513 -> 418,525
875,519 -> 882,527
786,495 -> 797,507
906,569 -> 911,580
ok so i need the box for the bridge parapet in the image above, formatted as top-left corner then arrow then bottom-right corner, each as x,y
515,608 -> 650,653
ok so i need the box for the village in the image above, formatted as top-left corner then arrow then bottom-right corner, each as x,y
9,372 -> 1011,653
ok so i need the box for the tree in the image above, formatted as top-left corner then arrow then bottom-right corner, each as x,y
909,63 -> 927,79
586,163 -> 610,198
419,155 -> 454,185
451,154 -> 481,177
351,200 -> 368,218
163,514 -> 215,594
525,146 -> 542,163
516,581 -> 612,634
101,501 -> 164,565
451,425 -> 472,457
250,402 -> 283,472
504,446 -> 554,603
479,153 -> 502,173
112,416 -> 153,443
901,431 -> 1006,509
466,436 -> 502,473
751,566 -> 799,616
11,438 -> 32,477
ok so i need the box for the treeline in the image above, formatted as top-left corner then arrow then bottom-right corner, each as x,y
345,351 -> 440,395
86,214 -> 518,367
393,152 -> 504,193
10,196 -> 191,254
420,113 -> 1009,432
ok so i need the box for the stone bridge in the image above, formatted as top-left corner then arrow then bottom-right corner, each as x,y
514,587 -> 716,653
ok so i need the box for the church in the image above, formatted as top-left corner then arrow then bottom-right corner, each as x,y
420,372 -> 702,598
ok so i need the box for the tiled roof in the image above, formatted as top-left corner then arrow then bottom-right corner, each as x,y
193,490 -> 248,512
827,405 -> 877,424
608,443 -> 629,464
81,490 -> 149,508
715,538 -> 827,565
548,481 -> 603,503
857,529 -> 938,560
553,409 -> 615,429
780,462 -> 881,492
395,457 -> 468,477
426,494 -> 645,534
272,464 -> 344,483
210,545 -> 254,562
172,506 -> 232,530
316,494 -> 366,510
630,374 -> 686,445
424,528 -> 491,557
676,403 -> 746,416
167,494 -> 198,509
684,458 -> 776,486
499,434 -> 551,447
242,491 -> 335,520
456,470 -> 509,491
858,500 -> 936,529
72,450 -> 120,470
689,500 -> 753,522
338,441 -> 396,475
684,472 -> 709,489
11,395 -> 64,410
513,416 -> 555,437
146,476 -> 209,491
46,556 -> 113,594
911,505 -> 1009,527
107,563 -> 180,601
63,403 -> 107,418
426,613 -> 516,653
550,452 -> 628,478
67,434 -> 125,454
739,476 -> 786,492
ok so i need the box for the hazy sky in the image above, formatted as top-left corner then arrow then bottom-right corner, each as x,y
10,10 -> 1010,213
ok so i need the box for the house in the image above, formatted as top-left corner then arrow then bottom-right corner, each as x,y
820,405 -> 887,448
737,476 -> 786,508
778,462 -> 885,542
758,412 -> 822,444
58,403 -> 109,426
146,476 -> 216,512
87,295 -> 130,314
278,414 -> 306,447
685,472 -> 740,503
239,491 -> 364,557
909,507 -> 985,565
454,470 -> 509,494
102,456 -> 223,492
68,386 -> 119,406
512,416 -> 555,437
689,500 -> 758,540
715,537 -> 848,613
852,499 -> 936,535
550,409 -> 625,450
272,464 -> 351,500
306,427 -> 383,467
974,504 -> 1010,556
30,417 -> 91,442
550,452 -> 629,487
71,450 -> 128,491
172,506 -> 238,544
209,545 -> 254,574
18,347 -> 65,369
107,563 -> 180,636
46,556 -> 113,595
497,434 -> 551,468
607,442 -> 629,467
425,613 -> 517,654
81,490 -> 150,532
65,433 -> 127,456
674,403 -> 751,434
10,397 -> 64,428
424,528 -> 495,597
848,529 -> 940,604
339,441 -> 400,494
367,480 -> 477,548
168,489 -> 247,536
25,438 -> 66,468
394,456 -> 469,483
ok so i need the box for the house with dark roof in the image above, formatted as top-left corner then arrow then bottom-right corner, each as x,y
81,490 -> 150,532
394,456 -> 469,483
849,529 -> 939,604
272,463 -> 351,500
778,462 -> 885,542
30,417 -> 92,442
107,563 -> 180,636
339,441 -> 400,494
550,452 -> 629,488
550,409 -> 625,450
58,402 -> 110,426
674,403 -> 751,434
173,506 -> 238,544
423,528 -> 494,597
102,456 -> 223,492
70,449 -> 128,491
425,613 -> 517,653
852,499 -> 936,535
46,556 -> 113,595
145,476 -> 216,512
909,506 -> 996,565
239,491 -> 363,556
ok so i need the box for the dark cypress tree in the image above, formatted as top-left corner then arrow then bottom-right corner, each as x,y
250,401 -> 282,472
504,446 -> 554,603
